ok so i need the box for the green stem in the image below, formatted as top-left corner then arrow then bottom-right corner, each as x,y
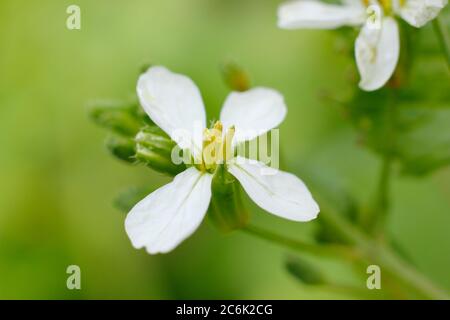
363,155 -> 392,232
243,15 -> 450,300
319,206 -> 450,299
242,224 -> 361,262
377,156 -> 391,214
375,245 -> 450,300
433,16 -> 450,69
243,210 -> 449,299
363,88 -> 397,234
311,184 -> 448,298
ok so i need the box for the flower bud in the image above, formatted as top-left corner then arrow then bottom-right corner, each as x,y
221,62 -> 251,92
106,135 -> 136,163
208,164 -> 249,232
89,102 -> 144,137
135,126 -> 186,176
285,256 -> 325,285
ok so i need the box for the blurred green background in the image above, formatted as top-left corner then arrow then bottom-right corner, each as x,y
0,0 -> 449,299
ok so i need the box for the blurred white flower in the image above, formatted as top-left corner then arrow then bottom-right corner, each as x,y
278,0 -> 448,91
125,66 -> 319,254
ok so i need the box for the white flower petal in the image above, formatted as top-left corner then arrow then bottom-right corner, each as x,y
125,167 -> 212,254
228,156 -> 319,222
355,17 -> 400,91
396,0 -> 447,28
219,87 -> 287,143
137,66 -> 206,154
277,0 -> 365,30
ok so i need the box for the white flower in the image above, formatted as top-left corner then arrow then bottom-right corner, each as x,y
125,66 -> 320,254
278,0 -> 448,91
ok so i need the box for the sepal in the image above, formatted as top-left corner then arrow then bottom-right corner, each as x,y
135,126 -> 186,176
208,164 -> 249,232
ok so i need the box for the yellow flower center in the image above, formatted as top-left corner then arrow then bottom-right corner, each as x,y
198,121 -> 235,173
362,0 -> 405,14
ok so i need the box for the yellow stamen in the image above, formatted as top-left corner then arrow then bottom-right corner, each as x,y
380,0 -> 392,12
199,121 -> 235,173
362,0 -> 401,13
202,121 -> 222,171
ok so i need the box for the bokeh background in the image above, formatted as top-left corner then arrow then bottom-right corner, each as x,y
0,0 -> 449,299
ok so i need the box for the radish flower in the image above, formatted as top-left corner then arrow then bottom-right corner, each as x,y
278,0 -> 448,91
125,66 -> 319,254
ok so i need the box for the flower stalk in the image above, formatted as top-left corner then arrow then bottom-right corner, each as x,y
242,224 -> 362,262
243,211 -> 450,299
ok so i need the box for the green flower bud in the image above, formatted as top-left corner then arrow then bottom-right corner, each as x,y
106,135 -> 136,163
285,256 -> 325,285
135,126 -> 186,176
89,101 -> 150,137
208,164 -> 249,232
221,62 -> 251,92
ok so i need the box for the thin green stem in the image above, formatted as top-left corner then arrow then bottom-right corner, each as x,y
242,224 -> 361,262
362,88 -> 397,234
376,245 -> 450,300
312,160 -> 450,299
242,205 -> 449,299
377,156 -> 391,213
318,207 -> 450,299
244,15 -> 450,300
433,16 -> 450,69
372,156 -> 393,234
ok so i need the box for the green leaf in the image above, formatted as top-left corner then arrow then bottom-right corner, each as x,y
396,109 -> 450,176
346,89 -> 450,175
397,56 -> 450,109
308,173 -> 360,244
346,89 -> 397,156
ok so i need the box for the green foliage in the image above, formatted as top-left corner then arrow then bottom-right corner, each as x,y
311,179 -> 360,245
396,109 -> 450,176
328,18 -> 450,178
339,22 -> 450,177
